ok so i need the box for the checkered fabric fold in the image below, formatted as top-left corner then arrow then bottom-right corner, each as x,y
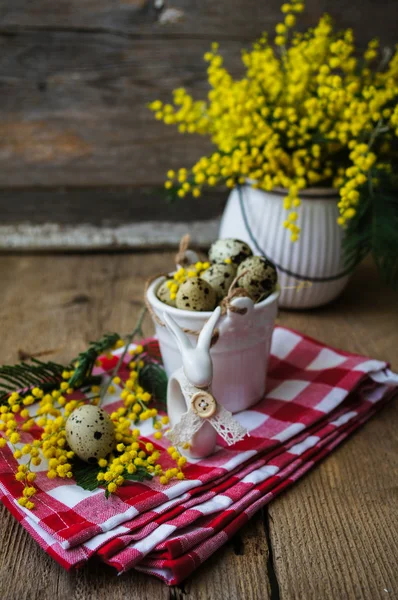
0,327 -> 396,584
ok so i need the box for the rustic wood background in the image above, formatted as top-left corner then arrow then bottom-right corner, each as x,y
0,0 -> 397,248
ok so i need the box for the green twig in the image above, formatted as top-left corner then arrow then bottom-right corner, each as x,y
368,119 -> 389,150
68,333 -> 121,389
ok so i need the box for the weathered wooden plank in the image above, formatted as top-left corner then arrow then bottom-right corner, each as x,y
0,0 -> 396,189
268,400 -> 398,600
0,32 -> 228,187
0,253 -> 163,366
0,187 -> 225,225
1,0 -> 397,45
0,185 -> 226,249
268,258 -> 398,600
0,219 -> 221,250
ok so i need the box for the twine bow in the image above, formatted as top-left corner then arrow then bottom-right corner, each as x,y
174,234 -> 191,267
220,270 -> 251,316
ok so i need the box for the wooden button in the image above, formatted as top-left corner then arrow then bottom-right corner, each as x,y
191,391 -> 217,419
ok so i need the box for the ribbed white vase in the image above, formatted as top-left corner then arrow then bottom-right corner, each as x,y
219,185 -> 352,309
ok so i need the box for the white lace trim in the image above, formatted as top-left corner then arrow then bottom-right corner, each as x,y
167,370 -> 247,447
210,405 -> 247,446
167,410 -> 203,446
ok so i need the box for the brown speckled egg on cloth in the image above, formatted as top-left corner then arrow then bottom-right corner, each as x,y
176,277 -> 217,311
237,256 -> 278,303
201,263 -> 237,300
209,238 -> 252,266
66,404 -> 115,463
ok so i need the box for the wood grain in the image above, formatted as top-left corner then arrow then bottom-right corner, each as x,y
1,0 -> 396,44
0,0 -> 396,238
0,252 -> 397,599
268,400 -> 398,600
268,260 -> 398,600
0,32 -> 225,187
170,515 -> 271,600
0,185 -> 226,250
0,188 -> 226,226
0,0 -> 396,190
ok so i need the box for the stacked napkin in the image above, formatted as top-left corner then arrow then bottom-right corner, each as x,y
0,327 -> 396,585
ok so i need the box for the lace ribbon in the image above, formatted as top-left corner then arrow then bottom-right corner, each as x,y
167,371 -> 248,447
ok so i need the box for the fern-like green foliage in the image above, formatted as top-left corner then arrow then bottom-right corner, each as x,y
138,363 -> 167,409
343,167 -> 398,289
72,458 -> 152,494
0,332 -> 120,405
68,333 -> 121,388
0,359 -> 64,405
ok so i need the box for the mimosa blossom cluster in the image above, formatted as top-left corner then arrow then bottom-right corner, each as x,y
0,341 -> 186,509
149,0 -> 398,240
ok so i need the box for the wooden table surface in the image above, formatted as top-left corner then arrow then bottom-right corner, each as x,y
0,252 -> 397,600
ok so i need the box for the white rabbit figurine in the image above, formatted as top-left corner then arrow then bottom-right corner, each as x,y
163,306 -> 248,458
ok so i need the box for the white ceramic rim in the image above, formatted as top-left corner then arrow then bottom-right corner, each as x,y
147,276 -> 280,320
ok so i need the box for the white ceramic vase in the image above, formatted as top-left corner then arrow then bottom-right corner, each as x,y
219,185 -> 351,309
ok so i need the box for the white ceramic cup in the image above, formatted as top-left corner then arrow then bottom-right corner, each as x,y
146,276 -> 280,415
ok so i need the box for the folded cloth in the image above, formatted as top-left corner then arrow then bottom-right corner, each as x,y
0,327 -> 396,580
136,394 -> 390,586
96,379 -> 396,581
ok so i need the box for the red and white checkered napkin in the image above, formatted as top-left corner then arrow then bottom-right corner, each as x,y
0,327 -> 397,584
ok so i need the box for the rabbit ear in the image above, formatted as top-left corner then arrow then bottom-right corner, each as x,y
197,306 -> 221,350
163,312 -> 192,353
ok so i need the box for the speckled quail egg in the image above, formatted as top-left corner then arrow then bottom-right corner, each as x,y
156,279 -> 177,307
209,238 -> 253,266
66,405 -> 115,463
201,263 -> 237,301
236,256 -> 278,303
176,277 -> 217,312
